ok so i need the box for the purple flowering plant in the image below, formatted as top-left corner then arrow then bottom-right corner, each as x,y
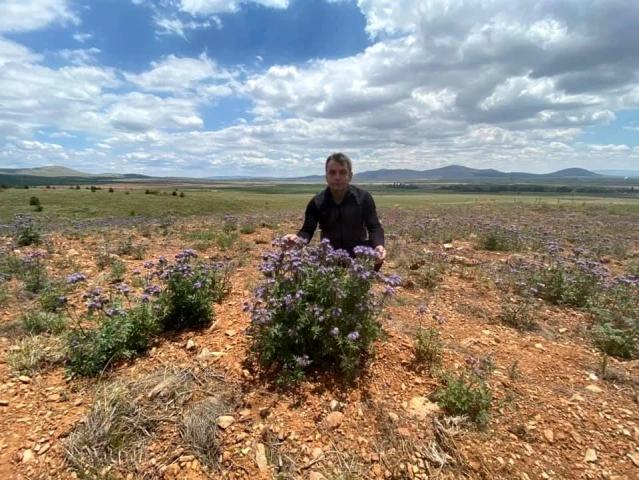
151,249 -> 232,330
12,213 -> 42,247
245,237 -> 402,384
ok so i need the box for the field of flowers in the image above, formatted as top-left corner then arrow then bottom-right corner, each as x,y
0,199 -> 638,480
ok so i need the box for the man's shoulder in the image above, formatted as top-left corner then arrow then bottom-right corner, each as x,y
311,188 -> 329,208
349,184 -> 373,203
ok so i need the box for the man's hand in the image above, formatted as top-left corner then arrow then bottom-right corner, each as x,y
374,245 -> 387,264
282,234 -> 299,248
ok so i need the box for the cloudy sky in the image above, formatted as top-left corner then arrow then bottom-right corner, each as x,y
1,0 -> 639,177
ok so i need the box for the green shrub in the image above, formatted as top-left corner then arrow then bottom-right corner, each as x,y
17,251 -> 48,293
21,310 -> 68,335
475,223 -> 523,252
66,298 -> 160,378
154,250 -> 232,331
414,326 -> 443,368
13,214 -> 42,247
434,367 -> 492,428
245,238 -> 401,385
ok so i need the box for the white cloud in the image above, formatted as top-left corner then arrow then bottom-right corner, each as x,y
154,14 -> 221,37
123,53 -> 237,94
178,0 -> 290,16
73,33 -> 93,43
49,131 -> 76,138
57,48 -> 101,65
0,59 -> 121,138
0,38 -> 43,66
588,144 -> 631,152
0,0 -> 79,33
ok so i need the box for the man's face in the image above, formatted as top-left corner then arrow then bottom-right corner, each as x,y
325,160 -> 352,193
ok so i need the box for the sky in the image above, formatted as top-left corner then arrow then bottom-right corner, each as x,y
1,0 -> 639,177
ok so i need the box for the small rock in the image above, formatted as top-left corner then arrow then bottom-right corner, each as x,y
443,243 -> 453,250
407,397 -> 440,420
309,472 -> 326,480
186,339 -> 196,351
388,412 -> 399,422
586,385 -> 603,393
534,343 -> 544,350
311,447 -> 323,460
627,452 -> 639,468
18,376 -> 31,384
38,444 -> 50,455
217,416 -> 235,429
255,443 -> 268,471
324,412 -> 344,429
329,400 -> 342,412
558,328 -> 568,333
22,449 -> 35,463
225,330 -> 237,337
543,429 -> 554,443
584,449 -> 597,463
197,348 -> 212,360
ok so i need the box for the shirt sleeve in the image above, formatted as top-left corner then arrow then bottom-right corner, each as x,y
297,198 -> 319,242
363,192 -> 385,247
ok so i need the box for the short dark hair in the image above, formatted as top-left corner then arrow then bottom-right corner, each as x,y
325,152 -> 352,173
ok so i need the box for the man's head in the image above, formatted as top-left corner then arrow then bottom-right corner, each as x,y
325,152 -> 353,194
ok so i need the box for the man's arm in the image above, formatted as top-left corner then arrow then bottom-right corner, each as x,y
363,192 -> 384,247
296,198 -> 319,243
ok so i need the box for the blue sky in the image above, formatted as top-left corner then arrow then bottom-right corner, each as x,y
1,0 -> 638,177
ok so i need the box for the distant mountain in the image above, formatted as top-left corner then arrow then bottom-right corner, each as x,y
0,166 -> 151,179
292,165 -> 601,181
0,166 -> 98,178
0,164 -> 605,185
594,170 -> 639,178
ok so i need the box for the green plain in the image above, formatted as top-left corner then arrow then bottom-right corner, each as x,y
1,184 -> 638,224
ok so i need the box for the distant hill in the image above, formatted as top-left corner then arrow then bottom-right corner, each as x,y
0,166 -> 151,179
0,166 -> 98,178
0,164 -> 606,186
594,170 -> 639,178
0,166 -> 152,187
292,165 -> 601,181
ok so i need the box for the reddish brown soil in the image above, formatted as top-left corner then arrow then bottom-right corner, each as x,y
1,220 -> 638,480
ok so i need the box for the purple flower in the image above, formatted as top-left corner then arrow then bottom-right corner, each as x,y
347,331 -> 360,341
330,327 -> 340,336
66,273 -> 87,284
295,355 -> 312,367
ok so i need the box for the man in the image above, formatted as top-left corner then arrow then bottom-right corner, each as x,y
284,152 -> 387,271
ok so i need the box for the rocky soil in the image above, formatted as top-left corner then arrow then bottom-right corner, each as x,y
1,209 -> 638,480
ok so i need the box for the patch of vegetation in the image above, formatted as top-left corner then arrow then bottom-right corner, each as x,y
434,356 -> 494,428
245,238 -> 401,385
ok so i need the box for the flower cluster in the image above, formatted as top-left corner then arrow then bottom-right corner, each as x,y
246,237 -> 401,383
66,272 -> 87,284
152,249 -> 231,330
83,288 -> 110,312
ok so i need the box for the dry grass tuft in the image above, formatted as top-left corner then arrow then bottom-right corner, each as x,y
179,397 -> 227,469
63,365 -> 236,478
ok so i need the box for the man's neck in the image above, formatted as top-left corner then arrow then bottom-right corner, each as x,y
329,187 -> 348,204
